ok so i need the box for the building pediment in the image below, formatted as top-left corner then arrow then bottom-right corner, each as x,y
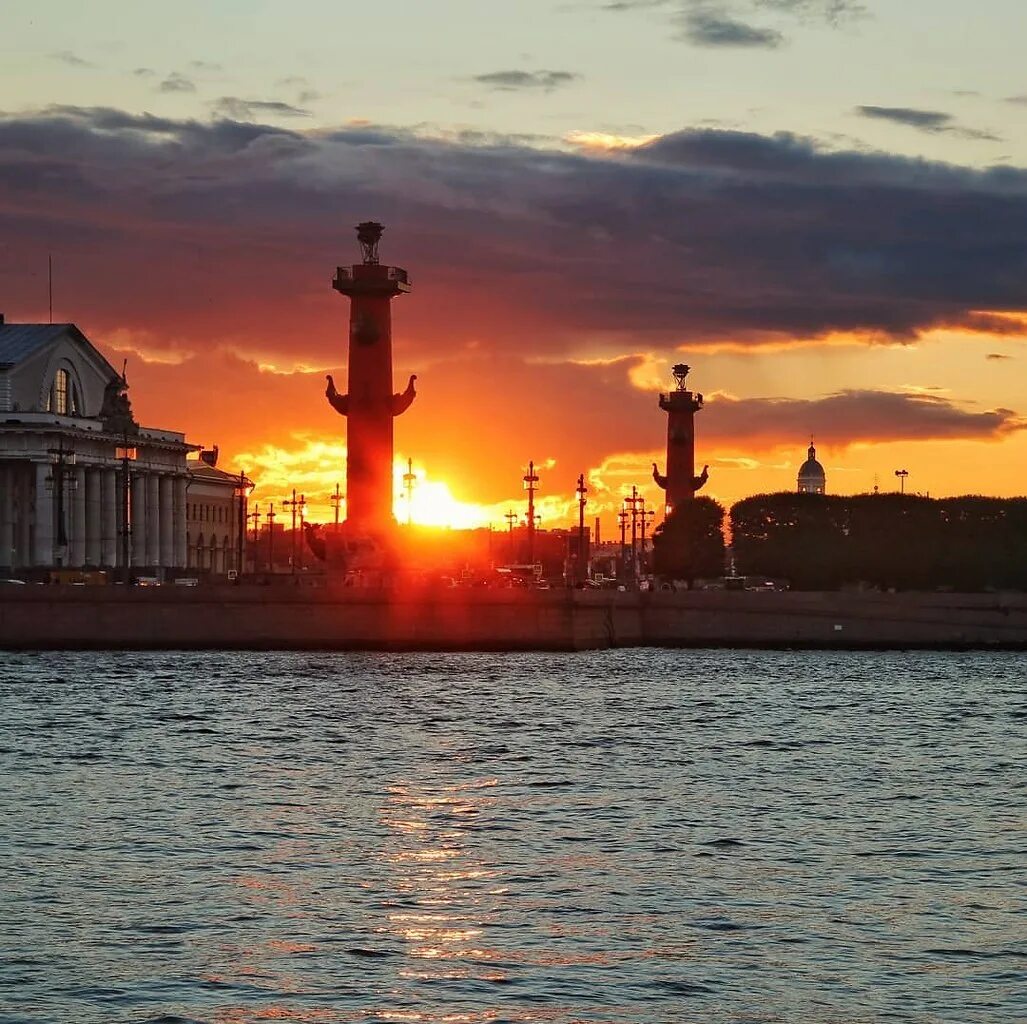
0,323 -> 118,418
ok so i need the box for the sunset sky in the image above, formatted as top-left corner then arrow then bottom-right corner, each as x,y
3,1 -> 1026,529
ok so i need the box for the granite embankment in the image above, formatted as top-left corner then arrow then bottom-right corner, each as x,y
1,586 -> 1026,650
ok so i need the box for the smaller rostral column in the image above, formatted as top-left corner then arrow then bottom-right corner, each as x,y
325,222 -> 417,535
653,363 -> 709,513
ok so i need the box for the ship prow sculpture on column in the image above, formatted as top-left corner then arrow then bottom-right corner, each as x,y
653,363 -> 708,513
319,222 -> 418,571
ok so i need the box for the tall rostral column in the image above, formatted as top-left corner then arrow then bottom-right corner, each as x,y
653,363 -> 708,513
325,222 -> 417,534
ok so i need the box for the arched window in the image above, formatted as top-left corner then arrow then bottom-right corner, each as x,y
196,533 -> 205,570
209,535 -> 219,573
54,368 -> 69,415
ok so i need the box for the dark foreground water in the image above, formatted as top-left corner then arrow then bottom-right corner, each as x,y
1,651 -> 1024,1024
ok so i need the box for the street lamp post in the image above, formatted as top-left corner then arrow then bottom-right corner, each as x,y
247,502 -> 261,571
46,439 -> 77,568
283,489 -> 306,575
504,509 -> 517,559
403,458 -> 416,526
523,461 -> 540,567
115,439 -> 137,582
641,505 -> 655,576
624,486 -> 643,584
266,503 -> 277,573
234,469 -> 252,577
895,469 -> 909,494
575,473 -> 588,584
329,483 -> 344,527
618,505 -> 628,578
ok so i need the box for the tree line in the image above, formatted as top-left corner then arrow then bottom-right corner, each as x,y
653,493 -> 1027,591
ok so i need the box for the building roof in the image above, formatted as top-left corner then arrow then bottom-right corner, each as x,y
188,462 -> 252,486
0,324 -> 87,368
798,443 -> 826,481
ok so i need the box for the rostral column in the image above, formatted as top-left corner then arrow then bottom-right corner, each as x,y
325,222 -> 416,535
652,363 -> 708,513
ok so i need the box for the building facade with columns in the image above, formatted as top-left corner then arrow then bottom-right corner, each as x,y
186,463 -> 247,574
0,320 -> 240,576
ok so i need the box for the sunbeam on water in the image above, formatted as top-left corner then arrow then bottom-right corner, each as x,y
0,649 -> 1023,1023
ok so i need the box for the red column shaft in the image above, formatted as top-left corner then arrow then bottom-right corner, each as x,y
346,291 -> 395,528
666,406 -> 696,508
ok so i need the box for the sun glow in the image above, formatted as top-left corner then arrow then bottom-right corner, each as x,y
233,438 -> 513,529
230,437 -> 677,532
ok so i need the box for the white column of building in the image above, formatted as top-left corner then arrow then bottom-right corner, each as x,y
33,462 -> 53,566
101,468 -> 118,567
158,476 -> 174,568
173,476 -> 187,568
146,473 -> 161,566
131,473 -> 148,566
70,465 -> 87,567
84,468 -> 102,566
0,465 -> 12,570
17,467 -> 31,569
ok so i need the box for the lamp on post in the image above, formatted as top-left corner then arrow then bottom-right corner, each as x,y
233,469 -> 253,577
402,458 -> 417,526
895,468 -> 909,494
504,509 -> 517,559
624,486 -> 643,585
575,473 -> 588,584
247,502 -> 261,571
618,505 -> 629,578
641,505 -> 655,576
266,503 -> 277,573
114,438 -> 137,582
46,439 -> 77,568
523,461 -> 540,567
283,489 -> 306,575
329,483 -> 344,527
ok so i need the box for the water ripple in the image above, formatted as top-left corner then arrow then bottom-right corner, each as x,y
0,649 -> 1023,1023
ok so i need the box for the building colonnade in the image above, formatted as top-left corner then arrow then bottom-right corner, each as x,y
0,459 -> 189,571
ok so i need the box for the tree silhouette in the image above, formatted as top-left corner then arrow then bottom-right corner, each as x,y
652,497 -> 725,586
730,492 -> 1027,591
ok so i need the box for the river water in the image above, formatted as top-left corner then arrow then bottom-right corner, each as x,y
0,650 -> 1023,1023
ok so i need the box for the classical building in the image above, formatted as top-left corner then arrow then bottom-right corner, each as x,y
797,440 -> 826,494
186,463 -> 247,574
0,319 -> 245,576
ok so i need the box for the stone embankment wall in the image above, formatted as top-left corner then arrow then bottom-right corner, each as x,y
1,586 -> 1026,650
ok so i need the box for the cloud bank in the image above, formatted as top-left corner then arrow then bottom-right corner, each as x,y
1,105 -> 1027,370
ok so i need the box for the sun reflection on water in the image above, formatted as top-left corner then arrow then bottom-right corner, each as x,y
376,777 -> 505,982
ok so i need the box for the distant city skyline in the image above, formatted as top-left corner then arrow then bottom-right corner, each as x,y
2,1 -> 1025,524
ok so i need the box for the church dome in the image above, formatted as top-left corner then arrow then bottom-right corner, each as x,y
797,442 -> 826,494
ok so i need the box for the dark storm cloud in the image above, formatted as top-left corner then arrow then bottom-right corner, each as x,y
1,106 -> 1027,362
158,72 -> 197,94
210,97 -> 310,119
473,70 -> 581,91
857,105 -> 1000,141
